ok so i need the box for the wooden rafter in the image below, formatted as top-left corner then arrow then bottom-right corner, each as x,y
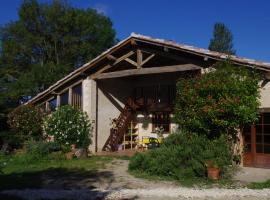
141,47 -> 206,67
90,64 -> 112,79
113,51 -> 135,65
104,49 -> 156,70
125,58 -> 138,67
141,53 -> 155,66
95,64 -> 201,79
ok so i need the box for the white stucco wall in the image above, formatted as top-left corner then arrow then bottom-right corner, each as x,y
260,81 -> 270,108
82,78 -> 97,153
96,79 -> 132,151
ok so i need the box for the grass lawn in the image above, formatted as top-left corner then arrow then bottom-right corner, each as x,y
247,180 -> 270,189
0,153 -> 113,190
129,170 -> 238,188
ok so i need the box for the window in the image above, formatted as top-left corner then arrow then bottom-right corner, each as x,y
72,84 -> 82,109
48,97 -> 57,111
256,113 -> 270,154
152,112 -> 170,133
60,91 -> 69,106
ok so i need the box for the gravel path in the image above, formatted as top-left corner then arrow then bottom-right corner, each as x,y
2,159 -> 270,200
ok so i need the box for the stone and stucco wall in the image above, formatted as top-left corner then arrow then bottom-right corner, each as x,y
260,81 -> 270,108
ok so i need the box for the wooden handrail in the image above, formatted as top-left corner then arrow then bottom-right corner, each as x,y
102,97 -> 143,151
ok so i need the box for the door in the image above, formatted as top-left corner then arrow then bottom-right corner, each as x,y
243,113 -> 270,168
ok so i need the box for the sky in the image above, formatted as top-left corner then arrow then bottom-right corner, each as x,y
0,0 -> 269,62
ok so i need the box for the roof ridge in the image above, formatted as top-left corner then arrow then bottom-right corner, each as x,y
130,33 -> 270,66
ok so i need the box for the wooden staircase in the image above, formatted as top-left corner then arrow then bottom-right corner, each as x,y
102,98 -> 143,151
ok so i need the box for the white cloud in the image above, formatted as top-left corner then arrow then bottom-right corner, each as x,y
93,3 -> 109,15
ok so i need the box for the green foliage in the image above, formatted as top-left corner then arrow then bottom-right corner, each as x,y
25,140 -> 61,160
209,22 -> 236,54
7,105 -> 45,142
129,131 -> 233,180
44,105 -> 92,149
247,180 -> 270,189
0,0 -> 116,119
175,61 -> 260,137
204,135 -> 233,171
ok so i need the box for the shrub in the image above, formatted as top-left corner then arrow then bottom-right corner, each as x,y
129,130 -> 233,180
25,140 -> 61,158
204,134 -> 233,172
175,61 -> 260,137
7,105 -> 45,142
44,105 -> 92,149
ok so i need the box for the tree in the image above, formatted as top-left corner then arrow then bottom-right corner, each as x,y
174,61 -> 260,138
0,0 -> 116,126
208,23 -> 236,55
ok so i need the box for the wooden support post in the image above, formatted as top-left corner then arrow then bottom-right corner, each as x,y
56,95 -> 60,107
123,133 -> 125,150
68,88 -> 72,105
131,121 -> 133,150
45,101 -> 49,111
137,49 -> 142,68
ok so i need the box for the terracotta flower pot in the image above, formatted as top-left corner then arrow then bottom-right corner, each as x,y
207,167 -> 220,180
65,152 -> 74,160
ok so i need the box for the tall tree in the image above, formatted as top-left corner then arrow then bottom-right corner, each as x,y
0,0 -> 116,109
208,23 -> 236,55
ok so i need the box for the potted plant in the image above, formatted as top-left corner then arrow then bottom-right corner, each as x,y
206,160 -> 220,180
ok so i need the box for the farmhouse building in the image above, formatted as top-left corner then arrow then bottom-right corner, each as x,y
26,33 -> 270,168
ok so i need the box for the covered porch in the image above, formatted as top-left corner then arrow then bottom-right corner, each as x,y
94,71 -> 199,152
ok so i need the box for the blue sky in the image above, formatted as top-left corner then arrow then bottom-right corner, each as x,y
0,0 -> 269,62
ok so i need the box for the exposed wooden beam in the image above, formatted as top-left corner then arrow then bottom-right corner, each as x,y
90,64 -> 112,79
141,47 -> 208,67
125,58 -> 138,67
137,49 -> 143,68
113,51 -> 135,65
95,64 -> 201,79
107,54 -> 117,61
130,39 -> 137,46
141,53 -> 155,66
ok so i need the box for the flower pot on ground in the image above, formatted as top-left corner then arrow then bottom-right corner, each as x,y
74,148 -> 88,158
65,152 -> 74,160
206,160 -> 220,180
207,166 -> 220,180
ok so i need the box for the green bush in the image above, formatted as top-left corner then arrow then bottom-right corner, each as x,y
175,61 -> 260,137
44,105 -> 92,149
7,105 -> 45,142
25,140 -> 61,159
129,131 -> 233,180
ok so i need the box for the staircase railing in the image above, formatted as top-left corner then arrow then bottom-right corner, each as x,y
102,97 -> 143,151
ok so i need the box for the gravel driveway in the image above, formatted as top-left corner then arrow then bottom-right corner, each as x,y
2,159 -> 270,200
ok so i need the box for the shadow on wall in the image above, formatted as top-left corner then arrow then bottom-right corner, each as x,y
98,79 -> 133,112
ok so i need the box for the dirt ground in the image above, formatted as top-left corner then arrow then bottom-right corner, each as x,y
2,159 -> 270,200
